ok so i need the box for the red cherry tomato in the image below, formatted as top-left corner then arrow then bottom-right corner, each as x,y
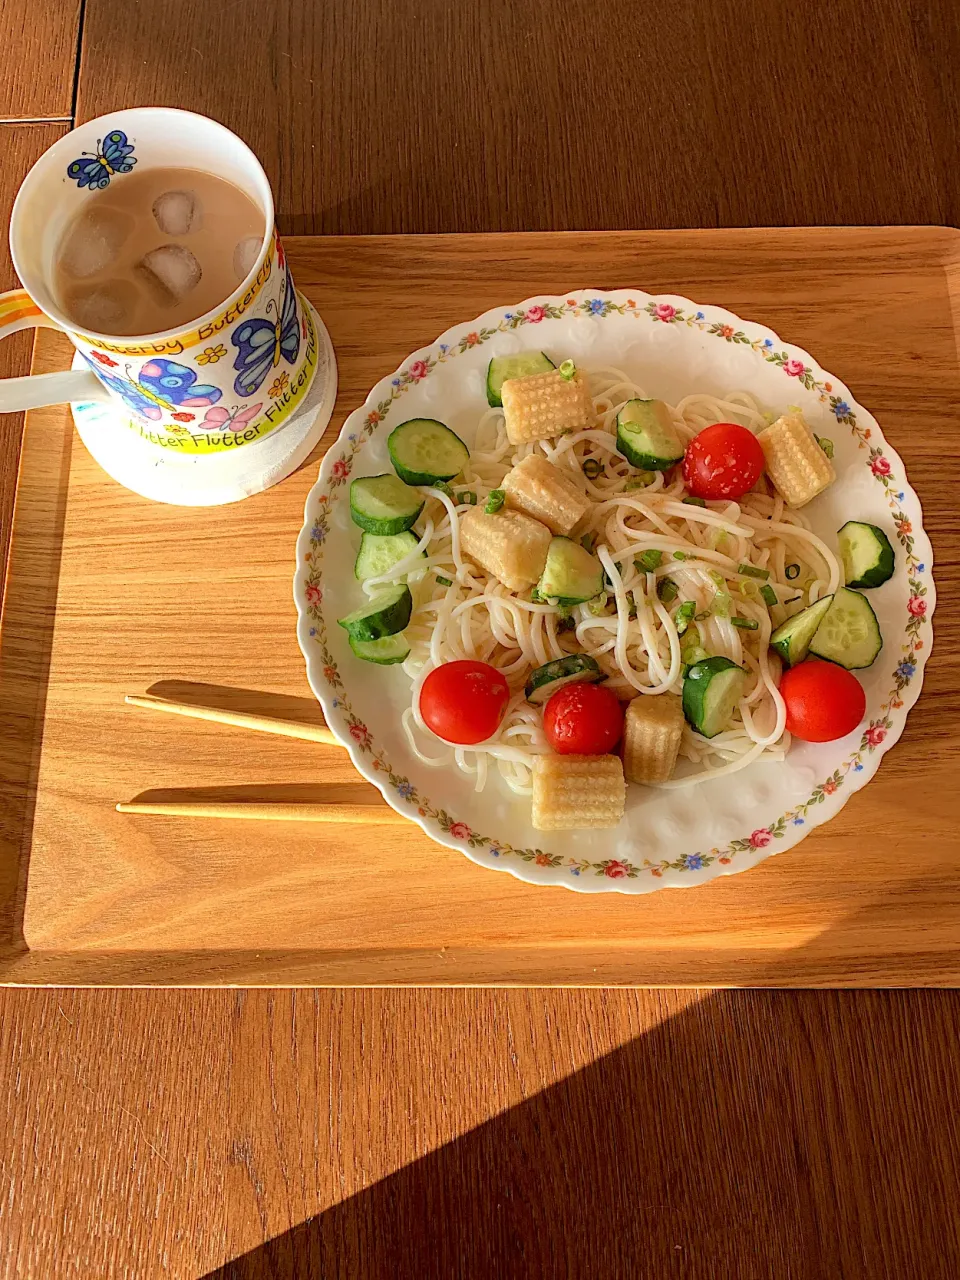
779,660 -> 866,743
542,682 -> 624,755
419,659 -> 510,745
682,422 -> 766,500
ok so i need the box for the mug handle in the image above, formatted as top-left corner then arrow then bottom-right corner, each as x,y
0,288 -> 111,413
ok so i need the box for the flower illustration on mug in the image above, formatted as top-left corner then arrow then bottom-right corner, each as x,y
90,351 -> 118,367
196,344 -> 227,365
268,371 -> 290,398
171,411 -> 194,423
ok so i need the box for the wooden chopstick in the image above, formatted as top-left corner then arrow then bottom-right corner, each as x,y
125,693 -> 344,747
116,800 -> 406,823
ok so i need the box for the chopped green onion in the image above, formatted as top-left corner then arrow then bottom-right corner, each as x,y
635,549 -> 663,572
708,569 -> 725,587
713,590 -> 731,619
582,458 -> 603,480
434,480 -> 455,499
657,578 -> 679,603
457,490 -> 477,506
683,646 -> 709,667
814,434 -> 835,459
683,496 -> 707,508
706,528 -> 729,553
673,551 -> 688,561
738,579 -> 760,600
738,563 -> 770,580
558,615 -> 576,633
558,359 -> 576,381
694,609 -> 711,621
785,563 -> 800,580
675,600 -> 697,635
485,489 -> 506,514
580,532 -> 596,552
731,616 -> 759,630
625,471 -> 655,490
760,584 -> 778,607
435,573 -> 453,587
556,603 -> 574,621
586,595 -> 611,616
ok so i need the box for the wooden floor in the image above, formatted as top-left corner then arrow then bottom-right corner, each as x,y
2,2 -> 960,1275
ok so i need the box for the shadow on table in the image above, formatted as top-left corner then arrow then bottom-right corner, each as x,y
203,875 -> 960,1280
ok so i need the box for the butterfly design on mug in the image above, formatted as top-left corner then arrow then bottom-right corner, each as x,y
83,354 -> 221,422
230,264 -> 300,397
197,402 -> 263,432
67,130 -> 137,190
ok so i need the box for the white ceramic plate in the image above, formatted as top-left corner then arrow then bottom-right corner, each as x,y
294,291 -> 935,894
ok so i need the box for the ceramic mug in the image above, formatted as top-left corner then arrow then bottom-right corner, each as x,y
0,107 -> 320,455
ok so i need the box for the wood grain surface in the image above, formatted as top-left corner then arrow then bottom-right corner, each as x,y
2,228 -> 957,988
0,0 -> 80,119
0,3 -> 959,1275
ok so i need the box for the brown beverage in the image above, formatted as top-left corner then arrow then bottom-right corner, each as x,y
53,167 -> 264,337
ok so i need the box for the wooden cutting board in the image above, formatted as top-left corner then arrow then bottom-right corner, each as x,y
1,228 -> 958,987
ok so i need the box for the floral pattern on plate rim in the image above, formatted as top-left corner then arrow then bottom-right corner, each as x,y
297,292 -> 933,889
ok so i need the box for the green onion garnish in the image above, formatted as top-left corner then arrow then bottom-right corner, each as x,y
435,574 -> 453,587
738,563 -> 770,580
580,532 -> 596,552
457,490 -> 477,506
785,563 -> 800,580
485,489 -> 506,514
814,434 -> 835,459
694,609 -> 711,621
582,458 -> 603,480
558,359 -> 576,380
625,471 -> 655,490
760,584 -> 778,607
635,549 -> 663,572
434,480 -> 455,498
658,578 -> 679,603
675,600 -> 697,635
683,496 -> 707,508
684,646 -> 709,667
731,617 -> 759,630
673,551 -> 688,561
713,591 -> 731,619
586,595 -> 611,616
708,569 -> 725,587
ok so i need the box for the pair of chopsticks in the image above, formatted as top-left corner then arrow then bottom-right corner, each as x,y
117,693 -> 406,824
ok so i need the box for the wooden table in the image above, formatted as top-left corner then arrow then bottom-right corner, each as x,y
2,4 -> 959,1275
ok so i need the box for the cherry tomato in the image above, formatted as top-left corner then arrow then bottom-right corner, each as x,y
419,660 -> 510,745
682,422 -> 765,500
779,660 -> 866,743
543,682 -> 624,755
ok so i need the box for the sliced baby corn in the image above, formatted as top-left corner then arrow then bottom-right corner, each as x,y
622,694 -> 684,786
531,753 -> 626,831
501,367 -> 593,445
757,413 -> 835,508
460,506 -> 552,591
502,454 -> 591,536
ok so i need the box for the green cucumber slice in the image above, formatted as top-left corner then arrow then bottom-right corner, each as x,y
348,632 -> 411,664
349,474 -> 424,535
337,584 -> 412,641
524,654 -> 605,705
537,537 -> 604,605
354,531 -> 423,582
486,352 -> 556,407
388,419 -> 470,486
808,587 -> 883,669
682,656 -> 747,738
838,520 -> 895,588
769,595 -> 834,668
616,399 -> 684,471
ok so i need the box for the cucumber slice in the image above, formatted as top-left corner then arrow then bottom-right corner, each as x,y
524,654 -> 605,705
337,585 -> 412,641
682,656 -> 747,739
486,352 -> 556,407
348,632 -> 411,665
616,399 -> 684,470
354,531 -> 423,582
388,419 -> 470,486
769,595 -> 834,668
537,537 -> 604,605
838,520 -> 895,588
808,587 -> 883,669
349,474 -> 424,535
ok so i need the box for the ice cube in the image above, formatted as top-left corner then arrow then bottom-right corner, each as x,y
232,235 -> 262,281
58,206 -> 133,279
152,189 -> 202,236
64,279 -> 138,333
137,244 -> 202,305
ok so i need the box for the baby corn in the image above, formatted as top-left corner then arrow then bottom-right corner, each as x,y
622,694 -> 684,786
501,367 -> 593,445
502,454 -> 591,536
460,506 -> 552,591
531,754 -> 626,831
758,413 -> 835,507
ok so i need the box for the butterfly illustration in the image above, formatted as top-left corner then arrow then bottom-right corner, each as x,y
83,354 -> 221,422
197,402 -> 263,432
231,264 -> 300,398
67,130 -> 137,190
